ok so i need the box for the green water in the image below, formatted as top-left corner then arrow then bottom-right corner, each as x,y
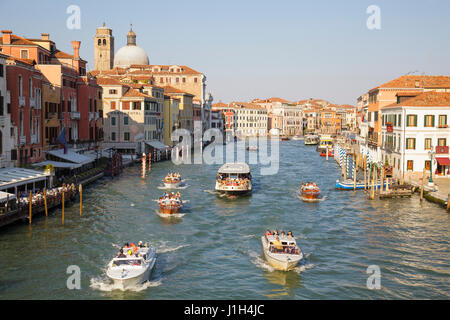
0,141 -> 449,299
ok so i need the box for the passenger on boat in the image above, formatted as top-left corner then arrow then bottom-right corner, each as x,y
138,241 -> 144,248
281,230 -> 286,238
287,231 -> 293,238
265,229 -> 272,236
116,249 -> 126,258
272,237 -> 283,252
273,230 -> 279,236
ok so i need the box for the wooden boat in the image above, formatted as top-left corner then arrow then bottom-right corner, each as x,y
300,182 -> 320,199
261,233 -> 303,271
281,137 -> 290,141
158,193 -> 183,214
163,173 -> 181,188
316,135 -> 333,152
215,163 -> 252,195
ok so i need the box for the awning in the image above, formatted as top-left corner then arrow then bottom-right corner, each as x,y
145,140 -> 170,150
0,168 -> 51,190
436,157 -> 450,165
46,149 -> 94,165
32,160 -> 82,169
0,191 -> 16,203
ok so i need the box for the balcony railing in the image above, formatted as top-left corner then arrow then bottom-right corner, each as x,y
19,135 -> 26,145
31,135 -> 38,144
0,116 -> 6,127
19,96 -> 26,107
29,96 -> 36,108
70,111 -> 80,120
438,124 -> 448,128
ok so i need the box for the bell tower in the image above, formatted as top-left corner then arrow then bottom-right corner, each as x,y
94,23 -> 114,71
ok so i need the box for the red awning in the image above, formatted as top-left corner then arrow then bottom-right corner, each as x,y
436,157 -> 450,165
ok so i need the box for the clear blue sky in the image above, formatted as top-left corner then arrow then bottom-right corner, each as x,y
1,0 -> 449,105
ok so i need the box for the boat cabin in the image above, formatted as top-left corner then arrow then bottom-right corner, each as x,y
265,235 -> 300,255
216,163 -> 251,180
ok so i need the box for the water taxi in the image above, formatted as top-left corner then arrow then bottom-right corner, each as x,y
304,135 -> 319,145
300,182 -> 320,200
158,192 -> 183,214
316,135 -> 333,152
319,148 -> 334,157
261,232 -> 303,271
215,163 -> 252,194
106,242 -> 157,289
163,172 -> 181,188
246,146 -> 258,151
281,136 -> 290,141
292,135 -> 303,141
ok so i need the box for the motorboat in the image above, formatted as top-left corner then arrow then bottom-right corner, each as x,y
316,135 -> 333,152
280,136 -> 290,141
261,233 -> 303,271
319,148 -> 334,157
246,146 -> 258,151
158,192 -> 183,214
106,243 -> 157,289
300,182 -> 320,200
163,172 -> 181,188
215,163 -> 252,194
292,135 -> 303,141
304,135 -> 319,145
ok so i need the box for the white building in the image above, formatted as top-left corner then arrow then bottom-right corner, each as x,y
0,53 -> 14,168
381,91 -> 450,181
230,102 -> 267,137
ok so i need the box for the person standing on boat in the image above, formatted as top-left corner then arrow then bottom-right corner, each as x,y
116,249 -> 126,258
273,237 -> 283,253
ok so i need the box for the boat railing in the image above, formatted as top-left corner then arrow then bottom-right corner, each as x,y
269,244 -> 300,255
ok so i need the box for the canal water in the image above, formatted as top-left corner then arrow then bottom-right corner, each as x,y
0,141 -> 449,299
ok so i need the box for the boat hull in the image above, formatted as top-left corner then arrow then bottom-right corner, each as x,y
260,237 -> 302,271
159,204 -> 182,214
335,180 -> 387,190
164,181 -> 181,188
215,182 -> 252,194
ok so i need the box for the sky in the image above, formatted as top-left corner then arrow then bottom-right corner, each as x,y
1,0 -> 450,105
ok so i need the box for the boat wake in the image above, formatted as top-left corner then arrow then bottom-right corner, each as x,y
292,262 -> 314,274
246,250 -> 275,272
157,184 -> 189,190
297,194 -> 327,203
203,189 -> 217,195
155,209 -> 185,219
89,276 -> 162,292
156,242 -> 190,254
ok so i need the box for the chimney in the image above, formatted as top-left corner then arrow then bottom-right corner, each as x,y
41,33 -> 50,41
71,41 -> 80,59
2,30 -> 12,45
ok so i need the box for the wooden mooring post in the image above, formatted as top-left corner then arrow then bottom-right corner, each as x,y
44,188 -> 48,217
420,168 -> 425,202
79,184 -> 83,217
28,191 -> 32,224
62,191 -> 65,225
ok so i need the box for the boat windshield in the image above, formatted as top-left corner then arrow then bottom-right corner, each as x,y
269,244 -> 300,255
112,259 -> 142,266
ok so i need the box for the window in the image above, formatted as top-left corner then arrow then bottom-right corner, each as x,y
182,77 -> 186,83
124,116 -> 129,125
0,64 -> 3,77
111,132 -> 116,141
124,132 -> 130,141
438,115 -> 448,127
98,39 -> 101,46
425,160 -> 431,171
110,101 -> 116,110
194,77 -> 198,83
438,138 -> 447,146
406,138 -> 416,150
398,114 -> 401,127
20,50 -> 29,59
18,75 -> 22,96
425,138 -> 432,150
109,89 -> 117,94
424,115 -> 435,127
407,160 -> 414,171
111,117 -> 116,126
407,114 -> 417,127
103,39 -> 106,45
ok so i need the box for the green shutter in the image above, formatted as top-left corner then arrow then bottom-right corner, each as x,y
432,115 -> 435,127
424,115 -> 427,127
414,115 -> 417,127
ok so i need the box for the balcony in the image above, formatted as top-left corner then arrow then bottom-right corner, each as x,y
70,111 -> 80,120
29,96 -> 36,108
19,96 -> 26,107
89,112 -> 94,121
95,112 -> 100,120
31,135 -> 38,144
0,116 -> 6,127
19,135 -> 26,145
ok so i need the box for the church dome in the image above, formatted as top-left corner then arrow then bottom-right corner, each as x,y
113,27 -> 149,68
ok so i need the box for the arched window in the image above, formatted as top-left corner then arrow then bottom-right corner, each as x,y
103,39 -> 106,45
98,39 -> 101,46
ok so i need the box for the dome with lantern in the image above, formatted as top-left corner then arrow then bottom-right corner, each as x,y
113,26 -> 149,68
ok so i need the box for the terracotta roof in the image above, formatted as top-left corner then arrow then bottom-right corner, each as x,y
96,77 -> 123,86
212,102 -> 229,108
230,102 -> 266,110
396,91 -> 422,97
122,87 -> 152,98
130,64 -> 202,75
383,91 -> 450,108
0,33 -> 36,46
377,75 -> 450,90
163,85 -> 193,96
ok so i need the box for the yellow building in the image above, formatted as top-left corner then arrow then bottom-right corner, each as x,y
163,86 -> 194,133
41,81 -> 61,150
163,95 -> 180,146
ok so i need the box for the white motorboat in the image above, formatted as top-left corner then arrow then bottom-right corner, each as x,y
292,135 -> 303,141
106,243 -> 157,289
261,234 -> 303,271
163,173 -> 182,188
246,146 -> 258,151
304,135 -> 319,145
215,163 -> 252,194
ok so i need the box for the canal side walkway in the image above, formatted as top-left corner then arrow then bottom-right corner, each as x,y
405,173 -> 450,209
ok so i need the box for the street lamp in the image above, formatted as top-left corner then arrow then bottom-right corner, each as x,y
428,149 -> 435,186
